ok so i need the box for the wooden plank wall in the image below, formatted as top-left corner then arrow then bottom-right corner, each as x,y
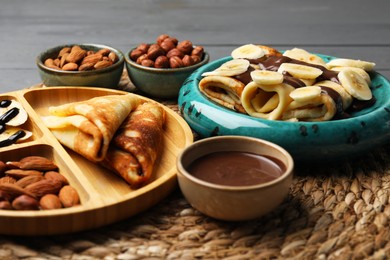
0,0 -> 389,92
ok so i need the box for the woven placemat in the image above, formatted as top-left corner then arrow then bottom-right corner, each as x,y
2,73 -> 389,259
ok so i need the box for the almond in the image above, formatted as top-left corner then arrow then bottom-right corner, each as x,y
94,60 -> 113,70
66,49 -> 87,63
96,48 -> 110,56
0,183 -> 36,199
58,47 -> 71,57
16,175 -> 45,188
62,62 -> 79,71
5,169 -> 43,179
40,194 -> 62,210
44,171 -> 69,186
0,200 -> 12,210
0,176 -> 17,184
81,53 -> 103,65
59,185 -> 80,208
12,195 -> 39,210
17,156 -> 58,171
25,179 -> 62,198
78,62 -> 95,71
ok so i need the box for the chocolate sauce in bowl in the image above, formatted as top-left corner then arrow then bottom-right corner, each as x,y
187,151 -> 284,186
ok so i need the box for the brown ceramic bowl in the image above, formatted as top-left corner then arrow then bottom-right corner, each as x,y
176,136 -> 294,221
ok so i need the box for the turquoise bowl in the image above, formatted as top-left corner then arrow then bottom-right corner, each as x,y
178,55 -> 390,163
36,43 -> 125,88
125,48 -> 209,99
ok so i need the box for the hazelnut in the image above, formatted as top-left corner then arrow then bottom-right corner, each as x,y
156,34 -> 170,45
147,44 -> 165,60
169,56 -> 184,68
160,38 -> 176,52
191,55 -> 202,64
182,55 -> 194,67
191,46 -> 204,58
177,40 -> 193,54
166,48 -> 184,59
141,59 -> 155,67
136,43 -> 150,53
155,56 -> 170,68
136,54 -> 148,64
130,49 -> 145,61
168,37 -> 179,46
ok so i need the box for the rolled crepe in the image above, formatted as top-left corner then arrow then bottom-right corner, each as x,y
199,75 -> 246,113
315,80 -> 353,110
282,92 -> 337,121
241,82 -> 295,120
41,94 -> 140,162
102,102 -> 166,187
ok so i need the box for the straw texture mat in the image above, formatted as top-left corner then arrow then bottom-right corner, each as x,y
2,72 -> 389,259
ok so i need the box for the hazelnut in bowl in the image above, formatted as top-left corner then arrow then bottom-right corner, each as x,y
36,43 -> 124,88
176,136 -> 294,221
125,35 -> 209,99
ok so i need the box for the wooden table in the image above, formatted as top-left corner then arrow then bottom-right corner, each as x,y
1,0 -> 390,259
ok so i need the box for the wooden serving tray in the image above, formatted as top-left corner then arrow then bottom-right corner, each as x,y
0,86 -> 193,236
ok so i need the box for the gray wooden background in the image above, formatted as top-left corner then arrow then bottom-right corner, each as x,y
1,0 -> 389,93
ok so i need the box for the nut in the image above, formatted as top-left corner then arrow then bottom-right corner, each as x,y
45,171 -> 69,186
96,48 -> 111,56
25,179 -> 62,198
166,48 -> 184,59
147,44 -> 165,60
0,183 -> 36,199
44,58 -> 60,70
78,62 -> 95,71
154,56 -> 170,68
182,55 -> 194,67
130,49 -> 145,61
141,59 -> 155,67
81,53 -> 103,65
40,194 -> 62,210
15,156 -> 58,171
191,55 -> 202,64
156,34 -> 170,45
5,169 -> 43,179
0,161 -> 7,175
0,201 -> 12,210
191,46 -> 204,58
0,176 -> 16,184
177,40 -> 193,54
12,195 -> 39,210
94,60 -> 113,70
160,38 -> 176,52
59,185 -> 80,208
58,47 -> 71,57
169,56 -> 184,68
65,48 -> 87,63
136,54 -> 148,64
108,51 -> 118,63
16,175 -> 45,188
136,43 -> 150,53
62,62 -> 79,71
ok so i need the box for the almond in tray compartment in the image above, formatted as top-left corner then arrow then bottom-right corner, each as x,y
0,155 -> 80,211
0,97 -> 33,147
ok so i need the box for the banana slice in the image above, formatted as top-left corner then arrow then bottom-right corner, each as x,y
289,86 -> 322,102
338,69 -> 372,100
0,100 -> 28,126
0,127 -> 32,142
283,48 -> 326,66
330,66 -> 371,84
250,70 -> 284,85
327,58 -> 375,71
277,63 -> 323,80
231,44 -> 265,60
202,59 -> 250,77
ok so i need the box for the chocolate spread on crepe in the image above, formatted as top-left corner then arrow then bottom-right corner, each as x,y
102,102 -> 166,187
41,94 -> 140,162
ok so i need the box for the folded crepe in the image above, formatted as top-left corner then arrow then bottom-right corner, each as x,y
199,75 -> 246,113
102,102 -> 166,187
241,82 -> 295,120
41,94 -> 140,162
282,90 -> 337,121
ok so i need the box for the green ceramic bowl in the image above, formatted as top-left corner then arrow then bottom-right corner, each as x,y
178,55 -> 390,163
125,48 -> 209,99
36,43 -> 124,88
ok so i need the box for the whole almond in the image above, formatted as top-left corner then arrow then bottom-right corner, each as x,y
96,48 -> 111,56
0,176 -> 17,184
40,194 -> 62,210
66,49 -> 86,63
58,47 -> 71,57
12,195 -> 39,210
25,179 -> 62,198
108,51 -> 118,63
16,175 -> 45,188
78,62 -> 95,71
81,53 -> 103,65
0,183 -> 36,199
5,169 -> 43,179
59,185 -> 80,208
60,52 -> 69,68
94,60 -> 113,70
62,62 -> 79,71
18,156 -> 58,171
45,171 -> 69,186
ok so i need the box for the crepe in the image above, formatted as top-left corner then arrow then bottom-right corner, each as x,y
241,82 -> 295,120
199,75 -> 246,113
282,91 -> 337,121
102,102 -> 166,187
41,94 -> 140,162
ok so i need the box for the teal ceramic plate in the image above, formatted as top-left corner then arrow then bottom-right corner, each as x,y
178,55 -> 390,163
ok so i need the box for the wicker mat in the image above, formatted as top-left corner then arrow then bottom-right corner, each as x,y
1,73 -> 390,259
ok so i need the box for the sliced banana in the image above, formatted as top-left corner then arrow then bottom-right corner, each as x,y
202,59 -> 250,77
250,70 -> 284,85
330,66 -> 371,84
327,58 -> 375,71
283,48 -> 326,66
231,44 -> 265,60
0,127 -> 32,142
0,100 -> 28,126
338,69 -> 372,100
289,86 -> 322,102
277,63 -> 323,80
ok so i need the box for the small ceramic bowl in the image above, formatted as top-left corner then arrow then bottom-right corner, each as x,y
125,48 -> 209,99
36,43 -> 124,88
176,136 -> 294,221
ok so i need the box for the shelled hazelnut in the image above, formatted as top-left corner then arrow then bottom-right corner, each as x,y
129,34 -> 204,69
